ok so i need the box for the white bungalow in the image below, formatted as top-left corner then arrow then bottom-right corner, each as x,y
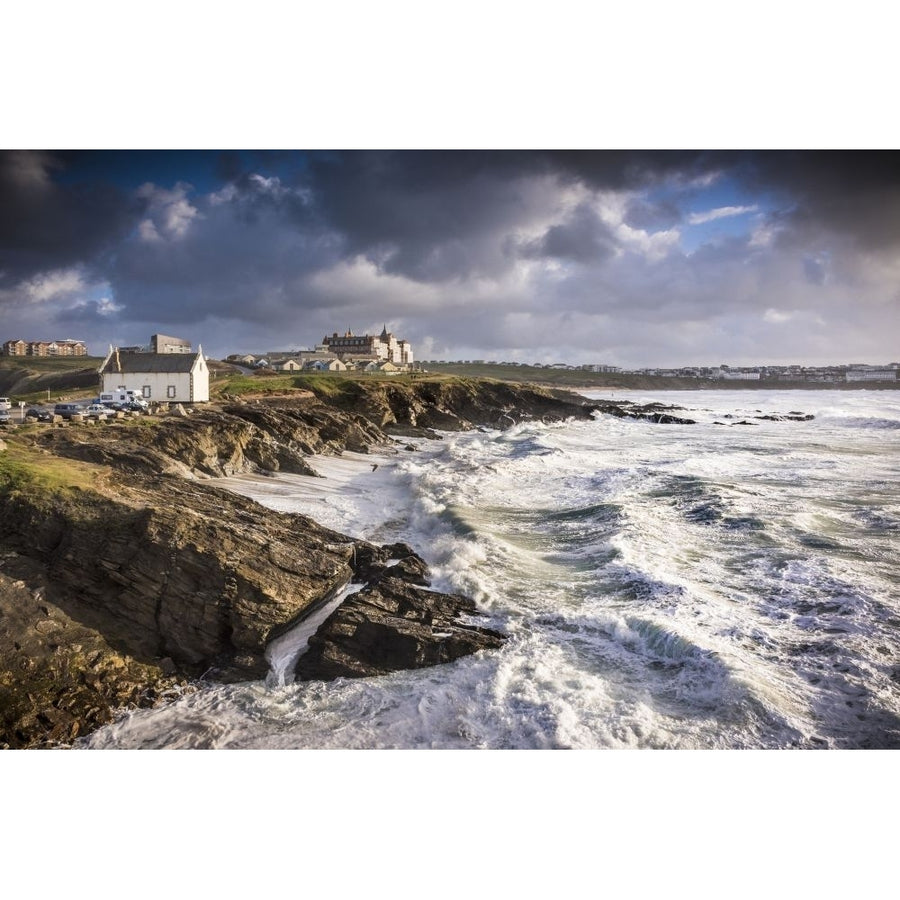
309,358 -> 347,372
99,346 -> 210,403
271,358 -> 305,372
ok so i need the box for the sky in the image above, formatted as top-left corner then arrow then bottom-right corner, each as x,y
2,149 -> 898,368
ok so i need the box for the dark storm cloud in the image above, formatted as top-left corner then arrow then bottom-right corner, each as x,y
540,149 -> 717,190
623,197 -> 683,230
735,150 -> 900,251
105,175 -> 344,328
304,151 -> 544,282
519,204 -> 617,264
303,150 -> 714,282
0,151 -> 143,288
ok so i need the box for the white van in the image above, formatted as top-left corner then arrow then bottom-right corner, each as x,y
0,397 -> 11,411
100,389 -> 148,408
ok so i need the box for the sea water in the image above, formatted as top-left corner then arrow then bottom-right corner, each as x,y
79,390 -> 900,749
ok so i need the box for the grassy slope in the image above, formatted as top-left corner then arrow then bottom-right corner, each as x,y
0,356 -> 106,403
0,433 -> 106,499
215,369 -> 449,398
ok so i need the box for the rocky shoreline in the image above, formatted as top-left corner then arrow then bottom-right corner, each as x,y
0,378 -> 691,748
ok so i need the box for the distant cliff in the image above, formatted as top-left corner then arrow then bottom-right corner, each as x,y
0,359 -> 101,399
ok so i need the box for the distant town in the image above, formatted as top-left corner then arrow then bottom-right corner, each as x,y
226,326 -> 416,374
4,328 -> 898,384
420,360 -> 900,383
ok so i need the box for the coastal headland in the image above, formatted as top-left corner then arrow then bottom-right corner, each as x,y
2,376 -> 693,748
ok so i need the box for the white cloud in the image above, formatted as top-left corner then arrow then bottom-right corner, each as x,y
748,219 -> 778,248
20,267 -> 86,302
594,190 -> 680,261
763,307 -> 826,327
688,205 -> 759,225
95,297 -> 123,316
136,181 -> 200,241
208,183 -> 238,206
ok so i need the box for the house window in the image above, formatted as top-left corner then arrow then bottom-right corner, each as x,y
143,386 -> 151,398
167,385 -> 176,398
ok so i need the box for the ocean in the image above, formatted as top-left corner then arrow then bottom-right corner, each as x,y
78,389 -> 900,749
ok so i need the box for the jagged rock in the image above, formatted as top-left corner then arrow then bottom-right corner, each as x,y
0,479 -> 360,683
295,577 -> 505,680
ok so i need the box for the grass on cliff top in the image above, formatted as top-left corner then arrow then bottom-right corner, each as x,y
0,356 -> 105,375
0,437 -> 100,497
216,370 -> 456,398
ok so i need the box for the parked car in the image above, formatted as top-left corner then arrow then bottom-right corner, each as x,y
53,403 -> 83,420
121,401 -> 147,412
25,407 -> 54,422
0,409 -> 11,425
84,403 -> 111,418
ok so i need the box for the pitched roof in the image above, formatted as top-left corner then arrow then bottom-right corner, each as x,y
100,352 -> 201,375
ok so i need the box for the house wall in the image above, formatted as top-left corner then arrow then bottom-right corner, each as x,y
101,359 -> 209,402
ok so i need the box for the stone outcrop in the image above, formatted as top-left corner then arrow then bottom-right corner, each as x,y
296,577 -> 504,680
299,377 -> 600,433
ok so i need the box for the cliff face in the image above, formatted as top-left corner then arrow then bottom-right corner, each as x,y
295,377 -> 599,433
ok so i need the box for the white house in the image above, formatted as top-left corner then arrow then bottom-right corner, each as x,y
99,346 -> 210,403
271,358 -> 305,372
309,358 -> 347,372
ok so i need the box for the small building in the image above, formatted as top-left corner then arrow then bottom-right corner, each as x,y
3,338 -> 87,356
271,358 -> 305,372
309,358 -> 347,372
846,368 -> 897,382
99,346 -> 209,403
721,371 -> 761,380
151,333 -> 193,354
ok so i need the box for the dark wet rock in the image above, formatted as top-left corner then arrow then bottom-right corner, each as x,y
295,577 -> 505,680
382,556 -> 431,586
642,412 -> 697,425
591,401 -> 696,425
349,541 -> 428,584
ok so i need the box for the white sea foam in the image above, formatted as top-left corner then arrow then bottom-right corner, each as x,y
79,389 -> 900,749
